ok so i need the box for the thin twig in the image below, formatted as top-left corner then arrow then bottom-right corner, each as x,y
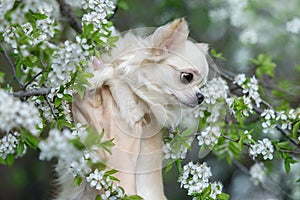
23,71 -> 43,89
56,0 -> 82,34
13,87 -> 51,98
0,41 -> 24,88
44,95 -> 57,120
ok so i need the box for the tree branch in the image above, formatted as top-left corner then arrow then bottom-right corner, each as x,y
13,87 -> 51,98
56,0 -> 82,34
0,41 -> 24,88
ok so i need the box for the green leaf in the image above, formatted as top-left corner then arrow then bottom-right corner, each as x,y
276,141 -> 293,150
73,70 -> 93,99
105,169 -> 118,176
6,154 -> 15,166
176,159 -> 182,173
210,49 -> 226,60
25,10 -> 47,22
292,121 -> 300,139
95,194 -> 101,200
200,185 -> 211,200
0,71 -> 5,83
226,154 -> 232,165
123,195 -> 143,200
164,161 -> 173,174
0,157 -> 7,165
108,35 -> 119,44
64,94 -> 74,102
23,132 -> 40,149
99,139 -> 115,154
54,97 -> 62,107
118,0 -> 129,10
217,193 -> 230,200
180,128 -> 194,137
296,178 -> 300,183
70,138 -> 85,150
251,54 -> 277,78
296,65 -> 300,72
284,155 -> 297,174
73,175 -> 83,186
16,142 -> 25,156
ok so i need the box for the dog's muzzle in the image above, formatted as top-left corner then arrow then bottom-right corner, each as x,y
196,92 -> 204,104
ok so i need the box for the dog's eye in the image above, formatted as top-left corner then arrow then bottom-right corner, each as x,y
181,72 -> 193,84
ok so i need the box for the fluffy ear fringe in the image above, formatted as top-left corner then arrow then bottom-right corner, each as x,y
151,18 -> 189,55
87,57 -> 114,89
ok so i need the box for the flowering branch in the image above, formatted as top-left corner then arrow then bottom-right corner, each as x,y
56,0 -> 82,34
13,87 -> 51,98
0,41 -> 23,88
208,56 -> 300,147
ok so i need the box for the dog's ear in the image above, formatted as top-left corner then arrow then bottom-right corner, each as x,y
87,57 -> 114,89
151,18 -> 189,55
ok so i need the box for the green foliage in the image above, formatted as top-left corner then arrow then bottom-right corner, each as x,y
25,11 -> 47,23
292,121 -> 300,139
118,0 -> 129,10
72,69 -> 94,99
0,72 -> 4,83
214,129 -> 254,165
273,140 -> 298,173
251,54 -> 277,78
216,193 -> 230,200
73,175 -> 83,186
84,128 -> 115,155
210,49 -> 226,60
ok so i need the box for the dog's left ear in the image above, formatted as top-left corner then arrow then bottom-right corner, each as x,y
151,18 -> 189,55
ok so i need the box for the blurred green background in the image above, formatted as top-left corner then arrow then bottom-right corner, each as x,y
1,0 -> 300,199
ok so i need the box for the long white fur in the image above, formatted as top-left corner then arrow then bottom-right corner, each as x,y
56,18 -> 209,200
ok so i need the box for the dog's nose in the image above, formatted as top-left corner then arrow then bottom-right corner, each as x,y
196,92 -> 204,104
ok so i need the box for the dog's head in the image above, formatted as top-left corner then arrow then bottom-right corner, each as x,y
89,18 -> 209,128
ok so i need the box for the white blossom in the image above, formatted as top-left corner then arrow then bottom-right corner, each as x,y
178,162 -> 212,195
286,17 -> 300,34
227,0 -> 249,28
249,162 -> 266,185
242,96 -> 253,117
163,142 -> 189,160
246,76 -> 261,107
209,8 -> 229,22
82,0 -> 115,30
249,138 -> 274,160
209,181 -> 223,199
179,162 -> 223,199
197,126 -> 221,146
233,74 -> 246,86
86,168 -> 125,199
200,77 -> 228,105
0,0 -> 15,31
46,40 -> 90,87
86,168 -> 105,190
39,129 -> 82,162
68,151 -> 92,177
261,109 -> 276,120
0,132 -> 20,159
0,90 -> 42,136
239,29 -> 258,44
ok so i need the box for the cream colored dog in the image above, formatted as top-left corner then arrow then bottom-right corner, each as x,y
56,18 -> 209,200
